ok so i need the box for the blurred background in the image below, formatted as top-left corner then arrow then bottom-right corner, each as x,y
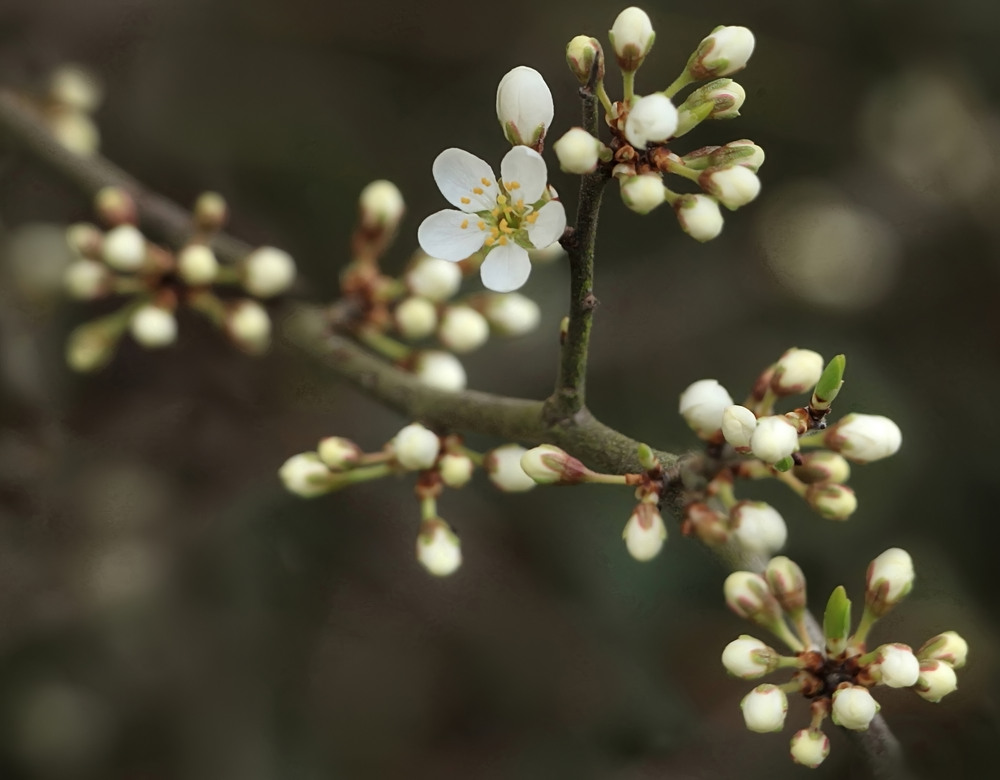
1,0 -> 998,777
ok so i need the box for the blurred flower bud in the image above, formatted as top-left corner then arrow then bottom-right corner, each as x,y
226,300 -> 272,354
793,451 -> 851,485
63,258 -> 110,300
395,296 -> 438,340
553,127 -> 602,174
623,502 -> 667,561
609,7 -> 655,72
730,500 -> 787,555
279,452 -> 333,498
824,414 -> 902,463
914,660 -> 959,702
392,423 -> 441,471
406,254 -> 463,301
482,293 -> 540,336
496,66 -> 554,147
177,244 -> 219,286
725,571 -> 783,625
413,350 -> 467,392
416,518 -> 462,577
438,305 -> 490,353
917,631 -> 968,669
741,684 -> 788,733
750,416 -> 798,463
439,453 -> 475,488
359,179 -> 405,230
317,437 -> 362,470
765,556 -> 807,615
865,547 -> 914,617
485,444 -> 536,492
685,25 -> 756,80
102,224 -> 146,272
771,348 -> 824,396
66,222 -> 103,257
50,65 -> 102,112
684,502 -> 730,546
722,635 -> 781,679
66,320 -> 118,373
722,404 -> 757,451
94,186 -> 136,225
520,445 -> 592,485
709,139 -> 765,172
623,93 -> 677,148
674,193 -> 724,241
806,483 -> 857,521
619,174 -> 666,214
831,685 -> 880,730
129,304 -> 177,348
872,643 -> 920,688
565,35 -> 604,84
679,378 -> 734,439
701,166 -> 761,210
50,111 -> 99,156
242,247 -> 296,298
790,729 -> 830,768
194,191 -> 228,231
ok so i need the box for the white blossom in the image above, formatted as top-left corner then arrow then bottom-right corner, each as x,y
789,729 -> 830,768
721,404 -> 757,450
619,174 -> 666,214
623,93 -> 678,148
917,631 -> 968,669
675,194 -> 724,241
730,501 -> 787,555
392,423 -> 441,471
874,644 -> 920,688
750,416 -> 799,463
740,684 -> 787,733
722,635 -> 778,679
825,413 -> 902,463
622,503 -> 667,561
610,7 -> 655,71
413,351 -> 467,392
102,224 -> 145,271
486,444 -> 536,492
243,246 -> 296,298
915,660 -> 959,702
689,26 -> 756,79
177,244 -> 219,286
679,378 -> 734,438
831,685 -> 880,730
772,348 -> 824,395
866,547 -> 915,604
553,127 -> 601,174
702,166 -> 761,210
496,66 -> 554,147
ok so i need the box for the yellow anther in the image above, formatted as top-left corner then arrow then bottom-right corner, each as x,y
497,194 -> 507,206
484,236 -> 495,247
460,196 -> 471,204
498,236 -> 508,245
515,199 -> 524,210
473,187 -> 484,195
481,177 -> 491,187
526,212 -> 539,224
477,220 -> 486,230
460,219 -> 469,229
507,181 -> 521,190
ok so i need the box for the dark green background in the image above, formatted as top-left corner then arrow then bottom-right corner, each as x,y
1,0 -> 997,777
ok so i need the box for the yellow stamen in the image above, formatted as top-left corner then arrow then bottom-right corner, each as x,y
507,181 -> 521,190
515,199 -> 524,210
473,187 -> 484,195
484,236 -> 495,246
460,219 -> 469,229
526,212 -> 539,224
498,236 -> 508,245
481,177 -> 491,187
460,196 -> 471,204
476,220 -> 486,230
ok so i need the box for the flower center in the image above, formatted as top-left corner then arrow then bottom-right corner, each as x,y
480,179 -> 541,248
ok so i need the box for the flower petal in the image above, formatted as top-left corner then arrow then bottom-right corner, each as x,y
479,244 -> 531,292
525,200 -> 566,248
500,146 -> 548,204
432,148 -> 498,212
418,210 -> 488,262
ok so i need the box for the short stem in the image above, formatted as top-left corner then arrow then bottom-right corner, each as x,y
766,617 -> 806,654
773,468 -> 807,498
663,72 -> 694,99
622,70 -> 636,104
420,494 -> 437,521
355,326 -> 412,362
584,472 -> 630,486
595,81 -> 614,117
848,606 -> 879,652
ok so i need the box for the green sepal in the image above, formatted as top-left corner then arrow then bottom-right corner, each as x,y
811,354 -> 845,411
823,585 -> 852,656
773,456 -> 794,472
637,443 -> 658,471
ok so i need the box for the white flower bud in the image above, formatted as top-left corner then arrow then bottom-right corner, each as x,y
740,684 -> 787,733
394,296 -> 438,340
438,305 -> 490,353
439,453 -> 475,488
793,451 -> 851,485
64,258 -> 109,300
609,7 -> 655,71
873,643 -> 921,688
317,437 -> 361,470
765,556 -> 807,615
702,166 -> 761,210
806,483 -> 857,521
227,300 -> 272,354
66,322 -> 116,373
721,404 -> 756,450
392,423 -> 441,471
866,547 -> 915,615
623,94 -> 678,148
482,293 -> 540,336
730,500 -> 787,555
496,66 -> 554,147
674,79 -> 745,136
709,139 -> 766,172
789,729 -> 830,769
771,348 -> 824,395
679,378 -> 734,439
485,444 -> 536,492
194,191 -> 228,231
688,26 -> 756,79
619,174 -> 666,214
50,65 -> 103,112
750,416 -> 799,464
831,685 -> 880,730
824,414 -> 902,464
242,246 -> 295,298
177,244 -> 219,286
566,35 -> 603,84
553,127 -> 601,174
405,254 -> 463,302
49,111 -> 99,156
915,660 -> 958,702
359,179 -> 405,229
724,571 -> 782,624
722,635 -> 779,679
520,445 -> 569,484
413,350 -> 467,392
416,519 -> 462,577
917,631 -> 968,669
675,193 -> 724,241
279,452 -> 333,498
66,222 -> 102,256
102,224 -> 146,271
622,502 -> 667,561
129,305 -> 177,348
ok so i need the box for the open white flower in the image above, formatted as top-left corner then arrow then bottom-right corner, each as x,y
418,147 -> 566,293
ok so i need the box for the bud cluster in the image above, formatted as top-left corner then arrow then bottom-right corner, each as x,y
21,63 -> 105,157
722,549 -> 966,769
63,187 -> 296,372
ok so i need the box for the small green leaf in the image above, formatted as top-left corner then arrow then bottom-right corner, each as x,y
823,585 -> 852,656
637,443 -> 658,471
811,354 -> 845,411
773,455 -> 794,472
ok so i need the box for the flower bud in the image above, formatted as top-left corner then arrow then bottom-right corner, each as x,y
793,451 -> 851,485
623,93 -> 678,148
917,631 -> 968,669
64,258 -> 110,300
674,193 -> 724,242
194,191 -> 228,231
686,25 -> 756,80
496,66 -> 554,148
722,635 -> 781,679
485,444 -> 536,492
622,502 -> 667,561
520,445 -> 591,485
317,437 -> 362,470
679,379 -> 734,439
242,246 -> 296,298
750,416 -> 798,464
831,685 -> 880,730
872,643 -> 920,688
359,179 -> 405,230
395,296 -> 438,340
392,423 -> 441,471
66,321 -> 118,373
701,166 -> 761,210
730,500 -> 787,555
683,502 -> 730,546
709,139 -> 765,172
129,304 -> 177,348
609,7 -> 655,72
740,684 -> 788,733
49,111 -> 99,156
865,547 -> 914,617
565,35 -> 604,84
102,224 -> 146,271
553,127 -> 602,174
806,483 -> 857,521
619,174 -> 666,214
66,222 -> 103,257
95,186 -> 136,226
789,729 -> 830,768
914,660 -> 959,702
482,293 -> 540,336
824,414 -> 902,464
771,348 -> 824,396
50,65 -> 102,112
177,244 -> 219,286
724,571 -> 783,625
765,556 -> 807,615
721,404 -> 756,451
438,305 -> 490,353
416,518 -> 462,577
413,350 -> 467,392
226,300 -> 272,355
439,453 -> 475,488
405,254 -> 463,302
674,79 -> 745,136
279,452 -> 333,498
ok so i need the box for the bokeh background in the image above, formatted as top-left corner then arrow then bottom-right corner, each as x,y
1,0 -> 998,777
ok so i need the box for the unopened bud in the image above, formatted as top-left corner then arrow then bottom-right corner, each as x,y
831,685 -> 880,730
49,65 -> 102,112
765,556 -> 807,615
824,414 -> 902,464
609,7 -> 655,72
619,174 -> 666,214
416,518 -> 462,577
395,296 -> 438,340
392,423 -> 441,471
623,93 -> 678,148
872,643 -> 920,688
94,186 -> 136,226
279,452 -> 334,498
709,139 -> 765,172
724,571 -> 783,625
66,222 -> 102,257
793,451 -> 851,485
914,660 -> 959,702
685,25 -> 756,81
674,193 -> 724,242
750,416 -> 798,464
64,258 -> 110,300
722,635 -> 781,679
684,502 -> 730,546
177,244 -> 219,286
701,165 -> 761,210
730,500 -> 787,555
413,350 -> 467,392
722,404 -> 756,451
359,179 -> 405,230
439,453 -> 475,488
227,300 -> 272,355
406,254 -> 463,302
317,437 -> 362,470
740,684 -> 787,733
520,444 -> 591,485
790,729 -> 830,769
674,79 -> 745,136
623,502 -> 667,561
66,320 -> 118,373
242,246 -> 296,298
496,66 -> 554,148
129,304 -> 177,348
438,305 -> 490,353
482,293 -> 540,336
194,191 -> 228,231
565,35 -> 604,84
771,348 -> 824,396
485,444 -> 536,492
553,127 -> 602,174
806,483 -> 857,521
865,547 -> 915,617
917,631 -> 968,669
679,378 -> 734,439
102,224 -> 146,272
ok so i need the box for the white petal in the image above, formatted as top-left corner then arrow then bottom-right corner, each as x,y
432,148 -> 498,211
500,146 -> 548,203
418,210 -> 488,262
525,201 -> 566,248
479,244 -> 531,292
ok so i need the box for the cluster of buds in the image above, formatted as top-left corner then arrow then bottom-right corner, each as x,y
555,7 -> 763,242
63,187 -> 296,371
25,63 -> 104,156
722,550 -> 966,769
677,350 -> 901,542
